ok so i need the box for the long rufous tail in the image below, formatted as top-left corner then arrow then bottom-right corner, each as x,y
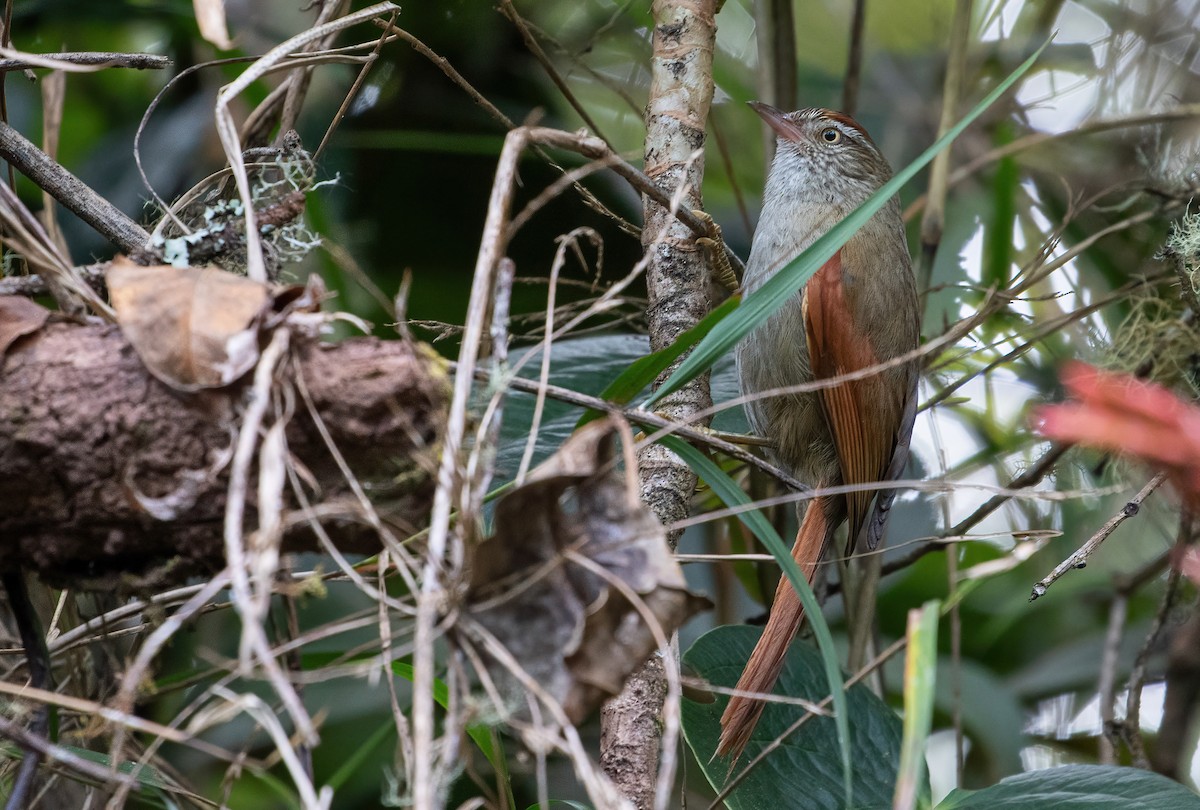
716,496 -> 836,762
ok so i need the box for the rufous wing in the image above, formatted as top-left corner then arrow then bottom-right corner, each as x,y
803,250 -> 906,547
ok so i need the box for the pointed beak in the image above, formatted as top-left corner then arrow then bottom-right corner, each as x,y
748,101 -> 804,142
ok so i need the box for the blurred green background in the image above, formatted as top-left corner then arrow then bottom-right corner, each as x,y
4,0 -> 1200,806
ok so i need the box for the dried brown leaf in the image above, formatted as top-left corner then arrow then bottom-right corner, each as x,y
193,0 -> 234,50
107,257 -> 270,391
467,417 -> 709,725
0,296 -> 50,359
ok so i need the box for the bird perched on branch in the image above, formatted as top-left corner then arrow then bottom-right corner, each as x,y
718,104 -> 920,761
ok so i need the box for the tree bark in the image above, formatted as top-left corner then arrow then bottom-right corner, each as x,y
599,0 -> 718,805
0,320 -> 448,588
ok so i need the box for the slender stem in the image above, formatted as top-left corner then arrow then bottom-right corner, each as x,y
841,0 -> 867,116
915,0 -> 973,298
1,571 -> 50,810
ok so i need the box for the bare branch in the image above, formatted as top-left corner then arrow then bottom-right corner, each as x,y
0,49 -> 170,72
1030,473 -> 1167,601
0,120 -> 150,254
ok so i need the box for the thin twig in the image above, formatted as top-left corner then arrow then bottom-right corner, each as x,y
924,266 -> 1163,411
903,103 -> 1200,220
1152,603 -> 1200,778
0,678 -> 238,763
1030,473 -> 1167,601
378,18 -> 746,275
277,0 -> 351,143
499,0 -> 609,143
416,123 -> 540,810
802,443 -> 1071,586
467,367 -> 807,491
212,2 -> 400,282
517,230 -> 599,484
0,263 -> 105,296
0,715 -> 137,791
1122,558 -> 1180,767
313,11 -> 394,162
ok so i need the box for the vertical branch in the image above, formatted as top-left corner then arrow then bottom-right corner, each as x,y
1,571 -> 50,810
1152,605 -> 1200,779
915,0 -> 973,298
599,0 -> 717,806
753,0 -> 796,163
841,0 -> 867,116
1097,593 -> 1127,764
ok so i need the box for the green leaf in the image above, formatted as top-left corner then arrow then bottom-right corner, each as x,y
660,436 -> 853,805
682,625 -> 904,810
324,719 -> 395,792
935,659 -> 1024,779
645,40 -> 1050,408
497,335 -> 650,484
576,296 -> 740,427
983,123 -> 1018,288
49,747 -> 172,789
7,747 -> 192,809
894,601 -> 940,810
935,765 -> 1200,809
497,335 -> 746,488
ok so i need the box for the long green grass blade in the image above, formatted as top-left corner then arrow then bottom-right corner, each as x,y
660,436 -> 853,805
894,600 -> 941,810
645,41 -> 1048,407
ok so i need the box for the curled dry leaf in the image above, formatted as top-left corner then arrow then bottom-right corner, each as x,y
107,257 -> 271,391
0,296 -> 50,360
193,0 -> 233,50
466,417 -> 710,725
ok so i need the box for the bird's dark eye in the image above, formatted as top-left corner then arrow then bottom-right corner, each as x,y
821,127 -> 841,143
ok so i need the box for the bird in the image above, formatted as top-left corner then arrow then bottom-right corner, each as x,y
717,103 -> 920,762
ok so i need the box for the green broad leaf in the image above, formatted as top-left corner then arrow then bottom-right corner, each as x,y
14,746 -> 193,809
497,334 -> 651,485
52,747 -> 172,789
645,40 -> 1049,408
894,601 -> 940,810
392,661 -> 514,808
682,625 -> 903,810
576,296 -> 741,428
935,659 -> 1024,779
935,765 -> 1200,809
660,436 -> 853,805
497,335 -> 746,489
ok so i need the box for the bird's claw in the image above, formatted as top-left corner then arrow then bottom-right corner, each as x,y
692,209 -> 739,293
